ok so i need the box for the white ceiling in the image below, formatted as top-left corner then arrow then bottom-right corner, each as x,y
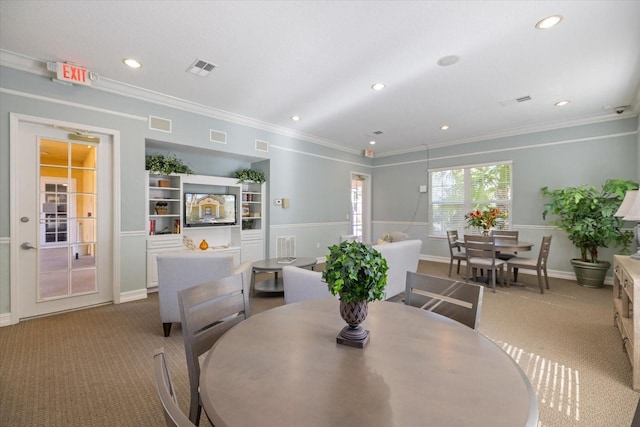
1,1 -> 639,156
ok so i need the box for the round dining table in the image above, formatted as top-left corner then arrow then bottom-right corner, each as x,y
200,299 -> 538,427
457,237 -> 534,253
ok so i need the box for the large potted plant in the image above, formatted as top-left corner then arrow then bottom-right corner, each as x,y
322,241 -> 388,347
541,178 -> 638,287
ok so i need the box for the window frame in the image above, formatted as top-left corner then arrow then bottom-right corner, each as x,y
428,161 -> 512,237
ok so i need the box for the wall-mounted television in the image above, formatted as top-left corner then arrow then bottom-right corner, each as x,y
184,193 -> 237,227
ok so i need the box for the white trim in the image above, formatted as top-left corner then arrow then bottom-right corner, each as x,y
0,88 -> 147,121
270,144 -> 371,167
2,49 -> 636,159
374,131 -> 637,168
271,221 -> 349,230
0,312 -> 12,327
119,288 -> 148,304
373,220 -> 429,226
421,256 -> 589,283
9,113 -> 121,322
0,237 -> 9,244
374,118 -> 638,158
121,230 -> 147,238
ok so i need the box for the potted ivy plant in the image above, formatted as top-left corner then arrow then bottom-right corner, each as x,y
233,168 -> 266,184
145,153 -> 194,175
322,241 -> 388,347
541,178 -> 638,288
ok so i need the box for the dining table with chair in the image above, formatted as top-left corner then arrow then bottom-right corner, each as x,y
199,299 -> 539,427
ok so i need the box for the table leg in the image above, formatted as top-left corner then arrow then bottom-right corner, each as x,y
251,270 -> 256,297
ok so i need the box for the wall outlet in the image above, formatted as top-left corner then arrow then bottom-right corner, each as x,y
316,242 -> 320,248
419,185 -> 427,193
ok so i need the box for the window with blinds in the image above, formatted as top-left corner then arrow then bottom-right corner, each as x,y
429,162 -> 512,236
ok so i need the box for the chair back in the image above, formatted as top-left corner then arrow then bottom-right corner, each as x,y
464,234 -> 497,263
153,348 -> 196,427
282,266 -> 335,304
405,272 -> 484,330
537,235 -> 552,267
178,273 -> 250,424
447,230 -> 462,254
490,230 -> 518,240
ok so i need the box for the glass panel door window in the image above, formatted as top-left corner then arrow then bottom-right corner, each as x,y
39,140 -> 98,300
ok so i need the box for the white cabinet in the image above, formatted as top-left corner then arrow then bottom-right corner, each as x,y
613,255 -> 640,390
241,182 -> 265,262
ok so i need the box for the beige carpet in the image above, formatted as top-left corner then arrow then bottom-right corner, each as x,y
0,262 -> 638,426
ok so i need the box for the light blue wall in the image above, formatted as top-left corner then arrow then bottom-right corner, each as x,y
0,64 -> 638,317
0,65 -> 370,315
372,118 -> 639,277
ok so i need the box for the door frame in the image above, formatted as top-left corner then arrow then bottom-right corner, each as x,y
9,113 -> 121,325
350,171 -> 371,243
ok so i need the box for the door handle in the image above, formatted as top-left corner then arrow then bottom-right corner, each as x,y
21,242 -> 37,250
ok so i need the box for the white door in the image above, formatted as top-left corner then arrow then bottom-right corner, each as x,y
351,173 -> 371,243
13,117 -> 115,319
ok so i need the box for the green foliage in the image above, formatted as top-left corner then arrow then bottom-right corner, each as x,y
541,179 -> 638,263
322,241 -> 388,303
233,168 -> 266,183
145,153 -> 194,175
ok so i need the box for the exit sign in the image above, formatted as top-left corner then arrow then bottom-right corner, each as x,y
56,62 -> 92,86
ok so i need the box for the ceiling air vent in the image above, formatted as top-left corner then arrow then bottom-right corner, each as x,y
210,129 -> 227,144
148,116 -> 172,133
500,95 -> 532,107
187,58 -> 217,77
255,139 -> 269,152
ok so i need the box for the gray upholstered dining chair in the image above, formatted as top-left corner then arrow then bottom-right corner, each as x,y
153,348 -> 196,427
281,265 -> 335,304
178,273 -> 250,425
506,235 -> 552,294
446,230 -> 466,277
405,271 -> 484,330
464,234 -> 506,293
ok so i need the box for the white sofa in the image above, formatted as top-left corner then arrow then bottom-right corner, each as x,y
156,251 -> 252,336
281,239 -> 422,303
373,239 -> 422,300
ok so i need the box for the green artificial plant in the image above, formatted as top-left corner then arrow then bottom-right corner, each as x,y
233,168 -> 266,184
322,241 -> 388,303
145,153 -> 194,175
541,178 -> 638,263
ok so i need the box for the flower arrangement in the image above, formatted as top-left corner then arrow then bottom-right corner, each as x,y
465,207 -> 507,233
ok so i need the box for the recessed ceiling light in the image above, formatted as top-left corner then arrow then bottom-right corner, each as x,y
535,14 -> 563,29
291,115 -> 301,121
554,100 -> 571,107
369,140 -> 376,145
440,125 -> 450,131
437,56 -> 460,67
371,83 -> 385,91
122,58 -> 142,69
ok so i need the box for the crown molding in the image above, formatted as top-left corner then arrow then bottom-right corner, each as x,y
0,50 -> 361,156
2,49 -> 636,160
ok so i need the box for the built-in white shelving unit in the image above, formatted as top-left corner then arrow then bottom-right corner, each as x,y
145,173 -> 264,289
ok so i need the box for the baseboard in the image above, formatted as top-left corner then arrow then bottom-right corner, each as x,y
0,312 -> 13,327
119,288 -> 148,303
419,255 -> 612,286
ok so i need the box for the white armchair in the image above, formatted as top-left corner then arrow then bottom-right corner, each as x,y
282,265 -> 335,304
157,251 -> 252,336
